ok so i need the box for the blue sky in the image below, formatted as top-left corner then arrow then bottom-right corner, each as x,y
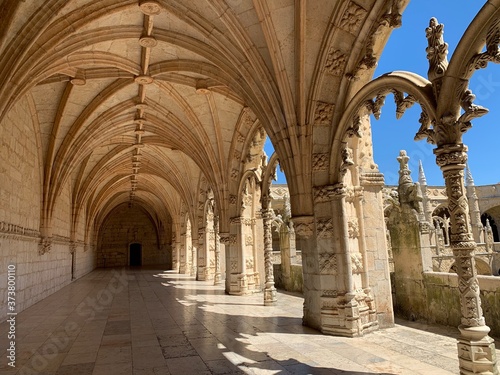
267,1 -> 500,186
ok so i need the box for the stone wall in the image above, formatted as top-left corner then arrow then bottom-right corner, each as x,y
423,272 -> 500,338
0,96 -> 95,323
273,264 -> 303,294
97,204 -> 171,267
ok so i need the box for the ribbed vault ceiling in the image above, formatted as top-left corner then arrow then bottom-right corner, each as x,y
0,0 -> 407,236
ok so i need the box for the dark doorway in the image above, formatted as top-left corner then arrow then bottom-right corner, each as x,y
130,243 -> 142,266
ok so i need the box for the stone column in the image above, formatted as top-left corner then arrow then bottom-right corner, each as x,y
434,144 -> 497,375
262,208 -> 277,305
213,216 -> 222,285
279,223 -> 292,290
191,238 -> 197,277
290,215 -> 318,329
227,216 -> 247,295
172,235 -> 180,272
197,228 -> 206,280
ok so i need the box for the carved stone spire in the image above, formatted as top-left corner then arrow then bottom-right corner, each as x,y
465,161 -> 475,187
418,160 -> 427,186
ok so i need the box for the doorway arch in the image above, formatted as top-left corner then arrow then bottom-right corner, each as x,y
129,243 -> 142,266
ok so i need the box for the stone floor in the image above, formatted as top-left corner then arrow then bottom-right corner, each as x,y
1,267 -> 499,375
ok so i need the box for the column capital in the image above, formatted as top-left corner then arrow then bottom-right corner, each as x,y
291,216 -> 315,238
434,144 -> 468,168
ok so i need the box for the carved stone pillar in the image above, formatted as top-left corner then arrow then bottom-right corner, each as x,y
197,228 -> 207,280
262,208 -> 277,306
172,235 -> 180,272
290,215 -> 318,329
435,144 -> 497,375
227,216 -> 248,295
213,216 -> 222,285
191,238 -> 197,277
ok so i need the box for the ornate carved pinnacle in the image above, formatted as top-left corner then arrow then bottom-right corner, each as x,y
397,150 -> 412,185
418,160 -> 427,186
426,17 -> 449,82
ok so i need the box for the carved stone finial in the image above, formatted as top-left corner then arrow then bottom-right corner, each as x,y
397,150 -> 412,185
426,17 -> 448,82
418,160 -> 427,186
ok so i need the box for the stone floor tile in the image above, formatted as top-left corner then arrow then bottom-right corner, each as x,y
132,345 -> 166,369
92,362 -> 132,375
165,356 -> 210,375
95,345 -> 132,364
55,362 -> 95,375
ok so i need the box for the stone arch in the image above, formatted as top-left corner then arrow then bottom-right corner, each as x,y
481,211 -> 500,243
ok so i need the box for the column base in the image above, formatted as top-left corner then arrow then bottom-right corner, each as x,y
227,273 -> 250,295
458,325 -> 498,375
320,291 -> 379,337
213,273 -> 222,285
264,285 -> 277,306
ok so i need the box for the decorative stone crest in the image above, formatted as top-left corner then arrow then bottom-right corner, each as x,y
246,258 -> 254,269
245,235 -> 254,246
230,261 -> 238,272
319,253 -> 337,274
316,218 -> 334,238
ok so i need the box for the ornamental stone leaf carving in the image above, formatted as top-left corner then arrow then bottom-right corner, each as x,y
314,102 -> 335,125
312,153 -> 328,171
351,252 -> 364,273
348,219 -> 359,238
340,2 -> 367,35
325,49 -> 346,76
